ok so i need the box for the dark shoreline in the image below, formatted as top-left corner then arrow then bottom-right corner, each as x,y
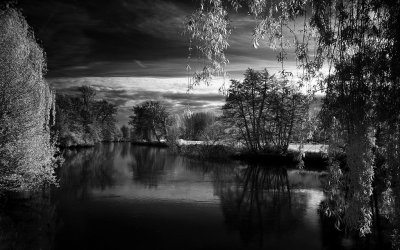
231,151 -> 329,170
58,141 -> 169,149
131,141 -> 168,147
59,141 -> 328,170
176,144 -> 329,170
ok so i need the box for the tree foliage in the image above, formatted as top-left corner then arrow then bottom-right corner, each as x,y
187,0 -> 400,243
181,111 -> 216,140
313,0 -> 400,239
129,101 -> 169,142
0,7 -> 57,192
55,86 -> 118,146
185,0 -> 322,86
185,0 -> 231,85
222,68 -> 309,152
120,125 -> 130,141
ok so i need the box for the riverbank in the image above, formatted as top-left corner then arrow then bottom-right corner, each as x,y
58,138 -> 133,148
175,143 -> 329,170
59,140 -> 329,170
131,141 -> 168,147
59,140 -> 168,149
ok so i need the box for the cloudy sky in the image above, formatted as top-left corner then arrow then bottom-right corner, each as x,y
17,0 -> 297,125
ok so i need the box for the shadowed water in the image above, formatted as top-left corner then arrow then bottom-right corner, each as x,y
1,143 -> 366,250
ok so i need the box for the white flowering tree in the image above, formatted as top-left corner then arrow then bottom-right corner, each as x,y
0,7 -> 57,193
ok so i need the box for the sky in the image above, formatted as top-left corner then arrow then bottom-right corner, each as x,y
16,0 -> 299,126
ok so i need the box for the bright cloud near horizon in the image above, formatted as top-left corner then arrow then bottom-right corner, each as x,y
18,0 -> 306,126
49,76 -> 229,126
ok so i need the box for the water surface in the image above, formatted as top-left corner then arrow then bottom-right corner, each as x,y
1,143 -> 362,250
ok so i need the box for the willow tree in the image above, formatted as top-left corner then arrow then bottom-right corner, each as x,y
0,7 -> 57,193
185,0 -> 400,243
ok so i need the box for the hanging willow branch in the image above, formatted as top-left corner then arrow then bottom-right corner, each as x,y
185,0 -> 400,241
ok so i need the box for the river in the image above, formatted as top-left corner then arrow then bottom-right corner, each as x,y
0,143 -> 367,250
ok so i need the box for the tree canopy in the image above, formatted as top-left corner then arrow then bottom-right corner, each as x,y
222,68 -> 309,152
186,0 -> 400,243
129,101 -> 169,142
0,7 -> 57,192
55,86 -> 118,147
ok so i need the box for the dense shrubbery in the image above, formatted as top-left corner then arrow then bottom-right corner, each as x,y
0,7 -> 57,193
164,110 -> 230,150
55,86 -> 119,147
180,111 -> 215,140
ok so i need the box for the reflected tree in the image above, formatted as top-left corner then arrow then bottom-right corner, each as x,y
120,142 -> 130,158
57,144 -> 117,200
130,147 -> 168,188
216,165 -> 293,247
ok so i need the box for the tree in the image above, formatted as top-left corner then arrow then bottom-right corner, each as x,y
165,114 -> 182,148
78,85 -> 96,108
222,68 -> 309,153
181,111 -> 215,140
129,101 -> 169,142
78,85 -> 96,126
55,89 -> 117,146
186,0 -> 400,243
0,7 -> 57,192
93,100 -> 117,141
120,125 -> 130,141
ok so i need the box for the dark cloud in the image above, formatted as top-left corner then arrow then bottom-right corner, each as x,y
17,0 -> 296,78
18,0 -> 303,124
17,0 -> 192,76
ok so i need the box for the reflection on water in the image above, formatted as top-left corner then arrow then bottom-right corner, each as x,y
130,146 -> 168,188
0,192 -> 56,250
1,143 -> 368,250
217,166 -> 292,247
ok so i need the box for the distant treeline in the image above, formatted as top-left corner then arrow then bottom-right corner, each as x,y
126,100 -> 218,143
126,68 -> 324,155
55,86 -> 120,147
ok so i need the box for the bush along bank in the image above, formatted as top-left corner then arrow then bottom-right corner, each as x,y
174,143 -> 329,170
